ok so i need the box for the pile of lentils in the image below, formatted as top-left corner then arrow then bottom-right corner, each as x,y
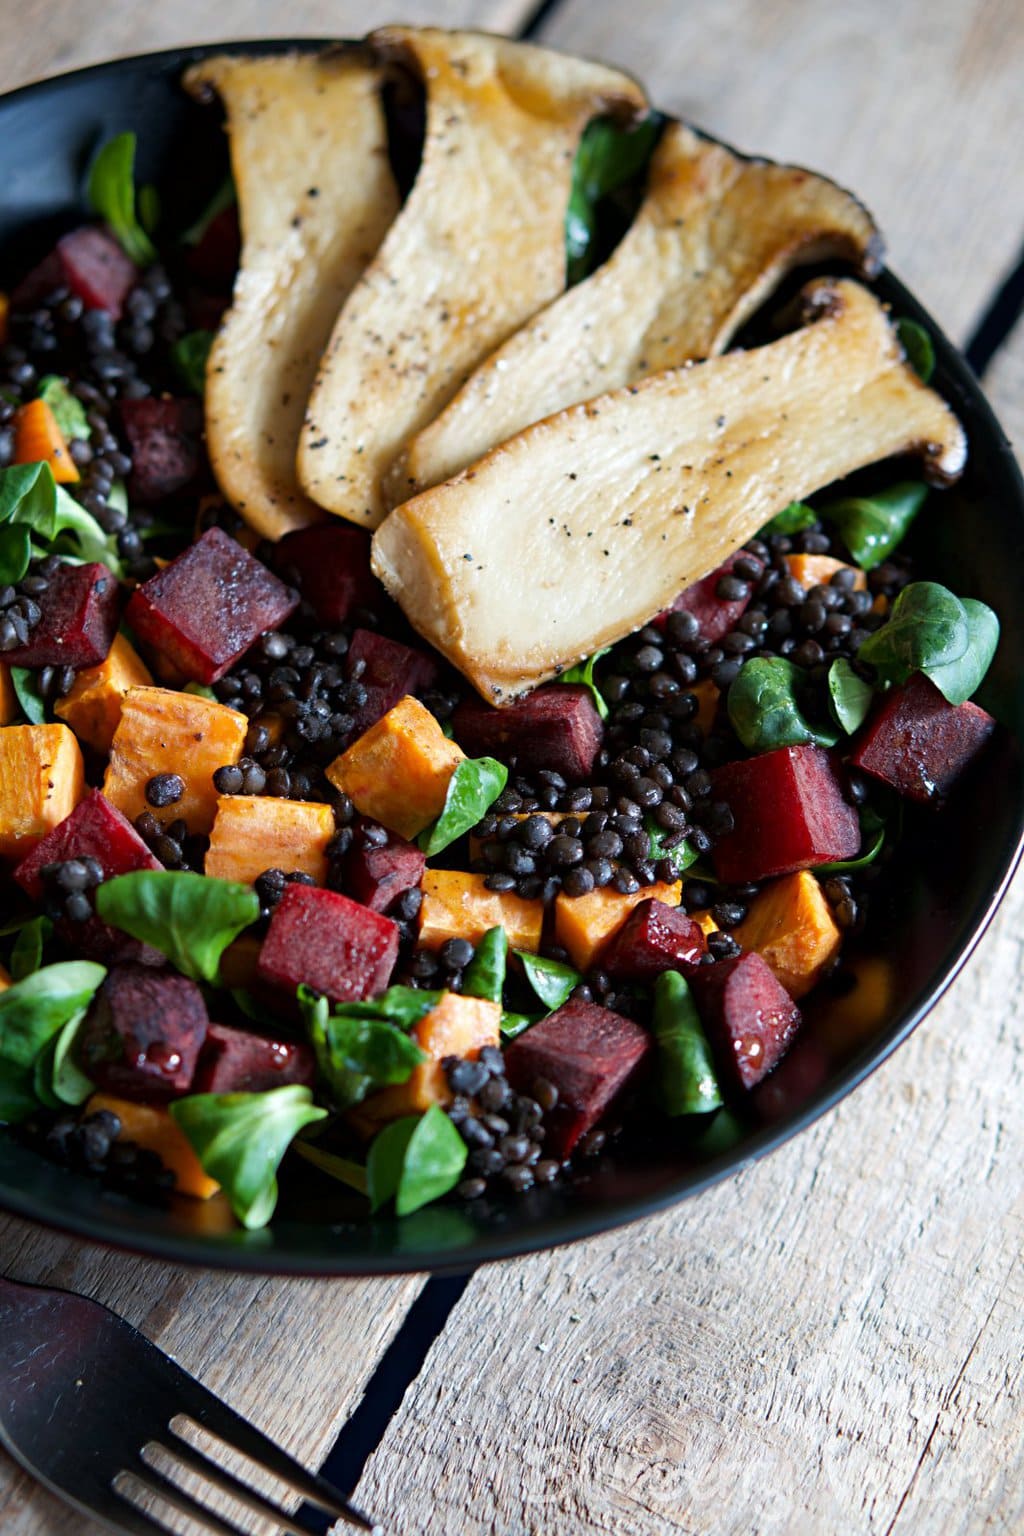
443,1048 -> 565,1199
18,1107 -> 174,1201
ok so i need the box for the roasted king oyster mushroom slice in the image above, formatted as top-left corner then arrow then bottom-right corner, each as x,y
372,279 -> 966,703
185,51 -> 399,538
297,26 -> 648,529
399,121 -> 884,496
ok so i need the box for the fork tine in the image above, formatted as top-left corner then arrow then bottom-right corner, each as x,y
171,1391 -> 375,1530
124,1460 -> 253,1536
149,1437 -> 315,1535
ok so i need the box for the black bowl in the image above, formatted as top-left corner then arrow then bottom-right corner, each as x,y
1,44 -> 1022,1275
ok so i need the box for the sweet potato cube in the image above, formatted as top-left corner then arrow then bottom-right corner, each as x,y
554,880 -> 682,971
503,998 -> 652,1159
77,964 -> 209,1101
0,723 -> 84,859
205,795 -> 334,885
327,695 -> 464,841
601,898 -> 707,980
103,685 -> 247,834
710,744 -> 860,884
345,629 -> 439,737
120,396 -> 204,504
658,550 -> 763,643
272,523 -> 382,625
850,672 -> 996,803
691,951 -> 801,1090
351,991 -> 501,1132
784,553 -> 867,591
192,1021 -> 316,1095
0,664 -> 16,725
732,871 -> 840,1000
344,827 -> 426,913
85,1092 -> 219,1199
452,685 -> 602,782
54,632 -> 153,753
2,561 -> 121,669
418,870 -> 543,953
258,884 -> 399,1003
125,527 -> 298,684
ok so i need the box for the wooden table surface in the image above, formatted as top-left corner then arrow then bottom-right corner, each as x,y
2,3 -> 1023,1533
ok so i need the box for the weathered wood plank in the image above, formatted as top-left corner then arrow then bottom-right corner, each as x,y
3,0 -> 537,94
539,0 -> 1024,344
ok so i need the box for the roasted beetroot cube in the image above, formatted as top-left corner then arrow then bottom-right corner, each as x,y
710,744 -> 860,884
258,884 -> 399,1004
346,629 -> 438,736
3,561 -> 120,669
77,964 -> 208,1101
656,550 -> 763,643
691,951 -> 801,1090
185,204 -> 241,291
344,826 -> 426,914
192,1021 -> 315,1094
120,397 -> 204,503
272,523 -> 382,626
503,998 -> 652,1159
453,685 -> 603,782
12,227 -> 138,320
602,899 -> 707,980
850,672 -> 996,804
125,526 -> 298,684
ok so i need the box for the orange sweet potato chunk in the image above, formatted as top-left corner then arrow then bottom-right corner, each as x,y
86,1091 -> 220,1200
0,723 -> 85,859
784,554 -> 867,592
0,664 -> 16,725
54,632 -> 153,753
351,991 -> 502,1132
205,795 -> 334,885
733,869 -> 840,999
419,870 -> 543,952
690,678 -> 720,736
326,694 -> 464,841
103,686 -> 247,834
554,880 -> 683,970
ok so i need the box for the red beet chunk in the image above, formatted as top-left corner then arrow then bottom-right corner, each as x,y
272,523 -> 382,626
185,205 -> 241,291
453,685 -> 603,782
503,998 -> 652,1159
77,964 -> 208,1101
193,1021 -> 315,1094
346,629 -> 438,736
12,227 -> 138,320
656,550 -> 763,643
2,561 -> 120,669
14,789 -> 159,902
602,899 -> 707,981
258,884 -> 399,1004
850,672 -> 996,804
125,526 -> 298,684
344,824 -> 426,914
691,951 -> 801,1091
119,397 -> 204,503
710,744 -> 860,884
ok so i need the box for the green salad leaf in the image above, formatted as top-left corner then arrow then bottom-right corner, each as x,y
924,598 -> 1000,706
0,961 -> 106,1124
558,647 -> 610,719
0,523 -> 32,584
366,1105 -> 468,1216
418,756 -> 508,856
516,950 -> 579,1012
95,871 -> 259,983
9,915 -> 52,981
310,985 -> 443,1029
170,1086 -> 327,1229
9,666 -> 47,723
292,1138 -> 368,1196
727,656 -> 839,753
815,804 -> 887,873
646,814 -> 699,876
0,462 -> 123,580
827,657 -> 874,734
566,114 -> 662,283
462,926 -> 507,1004
499,1011 -> 541,1040
760,501 -> 817,537
819,482 -> 927,571
33,1009 -> 94,1110
857,581 -> 998,703
895,317 -> 935,383
652,970 -> 723,1116
172,331 -> 215,396
87,132 -> 157,266
37,376 -> 90,440
300,988 -> 425,1111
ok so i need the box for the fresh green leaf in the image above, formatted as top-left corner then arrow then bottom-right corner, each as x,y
37,377 -> 90,440
558,647 -> 609,719
292,1138 -> 368,1196
924,597 -> 999,705
9,667 -> 47,724
10,915 -> 52,980
308,984 -> 444,1029
95,871 -> 259,983
0,961 -> 106,1124
818,481 -> 927,571
760,501 -> 817,537
0,462 -> 122,577
727,656 -> 839,752
462,926 -> 507,1003
814,805 -> 887,873
500,1011 -> 540,1040
895,317 -> 935,383
183,680 -> 218,701
0,522 -> 32,583
52,483 -> 125,577
87,132 -> 157,266
300,989 -> 425,1111
686,1106 -> 747,1156
827,657 -> 874,734
33,1008 -> 94,1109
229,988 -> 282,1028
516,950 -> 579,1012
646,814 -> 699,876
366,1105 -> 468,1216
172,330 -> 214,396
170,1086 -> 326,1229
418,756 -> 508,856
137,182 -> 161,237
652,970 -> 723,1116
566,114 -> 662,283
182,174 -> 236,246
857,581 -> 969,690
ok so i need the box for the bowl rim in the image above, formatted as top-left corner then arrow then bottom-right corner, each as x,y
0,40 -> 1022,1277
